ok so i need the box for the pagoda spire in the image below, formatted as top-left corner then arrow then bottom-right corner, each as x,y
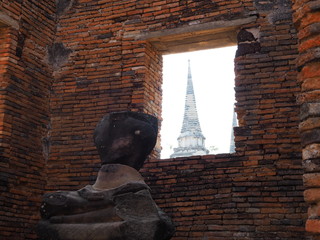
170,60 -> 209,158
181,60 -> 203,133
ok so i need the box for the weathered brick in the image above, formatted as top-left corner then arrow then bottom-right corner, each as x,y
306,219 -> 320,233
301,129 -> 320,147
308,203 -> 320,218
303,173 -> 320,188
300,102 -> 320,120
303,158 -> 320,172
0,1 -> 55,239
0,0 -> 315,239
304,188 -> 320,203
299,117 -> 320,132
303,144 -> 320,160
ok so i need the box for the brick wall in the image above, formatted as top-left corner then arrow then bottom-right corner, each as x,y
1,0 -> 320,239
142,154 -> 306,239
47,0 -> 254,189
47,1 -> 171,190
45,0 -> 310,239
0,1 -> 55,239
292,0 -> 320,235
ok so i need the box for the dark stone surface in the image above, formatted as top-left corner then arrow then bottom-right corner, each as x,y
301,129 -> 320,147
94,111 -> 158,170
300,103 -> 320,120
303,158 -> 320,173
236,42 -> 261,57
234,126 -> 252,136
300,103 -> 310,120
47,42 -> 72,70
97,33 -> 114,39
254,0 -> 291,11
237,29 -> 256,43
267,7 -> 292,24
56,0 -> 75,16
236,28 -> 261,57
254,0 -> 273,11
15,33 -> 25,58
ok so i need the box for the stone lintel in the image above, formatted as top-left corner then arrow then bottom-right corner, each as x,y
125,17 -> 257,54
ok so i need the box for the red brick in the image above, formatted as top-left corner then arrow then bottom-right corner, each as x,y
304,188 -> 320,203
0,0 -> 313,239
304,173 -> 320,187
306,219 -> 320,233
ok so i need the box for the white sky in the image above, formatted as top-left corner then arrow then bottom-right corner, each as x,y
160,46 -> 237,159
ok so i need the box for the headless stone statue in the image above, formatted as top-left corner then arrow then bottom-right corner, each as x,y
37,111 -> 175,240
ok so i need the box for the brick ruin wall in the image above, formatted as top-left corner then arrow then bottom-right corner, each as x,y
0,0 -> 320,239
0,1 -> 56,239
293,0 -> 320,235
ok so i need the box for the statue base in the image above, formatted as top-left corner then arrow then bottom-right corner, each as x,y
37,164 -> 174,240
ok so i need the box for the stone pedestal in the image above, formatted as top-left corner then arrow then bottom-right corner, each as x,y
37,164 -> 174,240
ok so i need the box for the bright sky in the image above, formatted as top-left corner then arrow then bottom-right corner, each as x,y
160,46 -> 237,159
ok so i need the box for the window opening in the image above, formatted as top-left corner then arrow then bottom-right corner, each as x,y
160,46 -> 237,159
